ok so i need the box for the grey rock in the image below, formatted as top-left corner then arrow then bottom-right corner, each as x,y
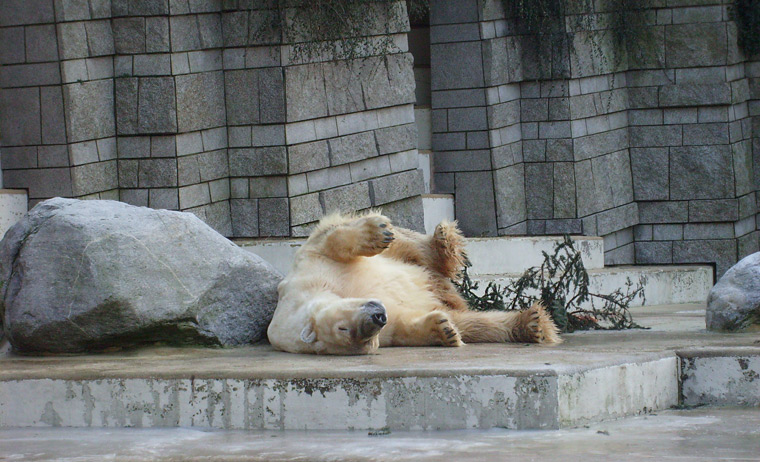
0,198 -> 280,353
113,18 -> 146,54
706,251 -> 760,331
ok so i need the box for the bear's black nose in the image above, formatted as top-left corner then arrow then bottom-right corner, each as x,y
362,301 -> 387,328
371,312 -> 387,327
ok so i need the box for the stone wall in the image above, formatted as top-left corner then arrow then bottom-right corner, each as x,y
0,0 -> 424,237
430,0 -> 759,276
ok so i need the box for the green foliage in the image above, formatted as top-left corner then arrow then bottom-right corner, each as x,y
456,235 -> 647,333
734,0 -> 760,56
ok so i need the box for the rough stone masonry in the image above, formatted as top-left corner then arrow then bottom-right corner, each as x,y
0,0 -> 759,276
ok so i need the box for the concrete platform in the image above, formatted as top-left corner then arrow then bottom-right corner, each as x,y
477,265 -> 713,308
2,407 -> 759,461
1,305 -> 758,431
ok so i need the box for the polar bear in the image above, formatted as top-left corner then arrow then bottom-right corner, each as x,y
267,212 -> 561,354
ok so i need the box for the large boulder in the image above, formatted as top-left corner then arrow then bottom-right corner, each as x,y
706,252 -> 760,331
0,198 -> 282,353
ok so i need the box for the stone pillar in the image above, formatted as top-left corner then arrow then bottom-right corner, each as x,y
0,0 -> 423,238
278,2 -> 423,236
1,0 -> 115,206
629,0 -> 755,275
430,0 -> 756,274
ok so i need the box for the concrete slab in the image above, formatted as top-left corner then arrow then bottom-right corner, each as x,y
477,265 -> 713,308
0,189 -> 27,238
0,305 -> 758,431
1,407 -> 759,461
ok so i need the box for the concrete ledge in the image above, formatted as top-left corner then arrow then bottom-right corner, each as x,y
679,347 -> 760,407
1,307 -> 756,431
0,189 -> 27,238
476,265 -> 713,308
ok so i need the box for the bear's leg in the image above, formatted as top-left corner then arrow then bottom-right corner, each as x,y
383,221 -> 470,311
448,304 -> 562,345
308,213 -> 394,263
384,221 -> 468,280
384,310 -> 464,347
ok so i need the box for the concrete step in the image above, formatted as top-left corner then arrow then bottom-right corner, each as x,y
236,234 -> 605,276
473,265 -> 713,308
422,193 -> 454,235
0,189 -> 27,239
3,407 -> 758,461
1,306 -> 757,432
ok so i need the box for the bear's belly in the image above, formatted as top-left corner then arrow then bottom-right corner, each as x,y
330,255 -> 441,318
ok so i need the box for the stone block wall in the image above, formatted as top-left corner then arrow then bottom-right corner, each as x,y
430,0 -> 758,275
0,0 -> 424,237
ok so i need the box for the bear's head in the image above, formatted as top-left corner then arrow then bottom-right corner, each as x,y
300,300 -> 387,355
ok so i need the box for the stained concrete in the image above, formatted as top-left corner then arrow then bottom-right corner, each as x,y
0,305 -> 757,431
1,407 -> 759,461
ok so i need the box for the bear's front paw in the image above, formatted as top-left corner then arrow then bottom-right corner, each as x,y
357,215 -> 394,256
512,304 -> 562,345
427,311 -> 464,347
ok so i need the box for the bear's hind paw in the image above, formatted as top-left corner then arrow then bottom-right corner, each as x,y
513,304 -> 562,345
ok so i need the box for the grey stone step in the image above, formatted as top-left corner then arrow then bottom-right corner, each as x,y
1,306 -> 757,431
235,234 -> 605,276
473,265 -> 713,308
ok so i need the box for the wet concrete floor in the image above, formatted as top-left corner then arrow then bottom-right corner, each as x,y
1,407 -> 759,461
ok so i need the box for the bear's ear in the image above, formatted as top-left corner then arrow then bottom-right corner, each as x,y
300,323 -> 317,343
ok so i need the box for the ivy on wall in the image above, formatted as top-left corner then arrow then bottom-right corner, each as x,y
252,0 -> 414,61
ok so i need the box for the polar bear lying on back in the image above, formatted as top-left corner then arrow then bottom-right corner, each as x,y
267,212 -> 561,355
